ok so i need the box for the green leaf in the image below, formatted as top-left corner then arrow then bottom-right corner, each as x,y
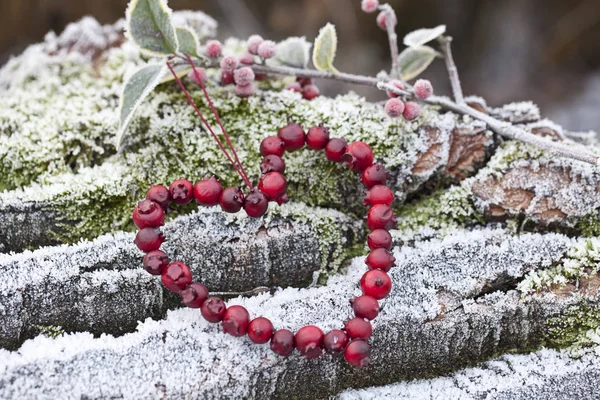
398,45 -> 438,81
125,0 -> 178,56
175,26 -> 201,57
273,37 -> 312,68
312,23 -> 338,72
403,25 -> 446,48
117,63 -> 167,150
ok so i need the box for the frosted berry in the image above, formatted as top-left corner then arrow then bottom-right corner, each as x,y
220,56 -> 238,72
360,269 -> 392,299
169,179 -> 193,205
258,172 -> 287,200
352,295 -> 380,320
247,34 -> 264,55
376,10 -> 396,30
295,325 -> 325,359
364,185 -> 394,207
201,297 -> 227,323
271,329 -> 295,356
344,318 -> 372,340
414,79 -> 433,100
205,40 -> 223,58
222,305 -> 250,337
306,125 -> 330,150
367,229 -> 393,250
325,138 -> 347,162
302,84 -> 320,100
257,40 -> 277,59
234,66 -> 255,87
361,164 -> 387,188
134,227 -> 165,252
146,185 -> 170,209
403,101 -> 421,121
143,250 -> 169,275
344,340 -> 371,368
193,177 -> 223,207
361,0 -> 379,13
180,282 -> 209,308
219,187 -> 245,213
235,83 -> 255,98
248,317 -> 274,344
341,141 -> 374,171
239,52 -> 255,65
132,199 -> 165,229
188,68 -> 207,86
384,98 -> 405,118
221,70 -> 234,85
260,155 -> 286,174
386,80 -> 404,98
244,188 -> 269,218
161,262 -> 192,293
297,77 -> 313,87
285,82 -> 302,93
367,204 -> 397,230
323,330 -> 349,355
366,248 -> 395,272
260,136 -> 286,157
277,123 -> 306,152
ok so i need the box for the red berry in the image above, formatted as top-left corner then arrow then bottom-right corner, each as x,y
201,297 -> 227,323
257,40 -> 277,59
364,185 -> 394,207
414,79 -> 433,100
361,164 -> 387,188
258,172 -> 287,200
260,155 -> 286,174
296,77 -> 313,86
366,248 -> 395,272
205,40 -> 222,58
219,187 -> 245,213
161,262 -> 192,293
169,180 -> 193,205
295,326 -> 325,359
188,68 -> 207,86
376,10 -> 397,30
367,204 -> 397,230
285,82 -> 302,93
367,229 -> 393,250
234,67 -> 255,86
341,141 -> 374,171
361,0 -> 379,13
302,84 -> 320,100
221,70 -> 234,85
193,177 -> 223,207
132,200 -> 165,229
360,270 -> 392,299
142,250 -> 169,275
244,188 -> 269,218
271,329 -> 295,356
260,136 -> 286,157
220,56 -> 238,72
384,98 -> 405,118
344,340 -> 371,368
222,305 -> 250,337
277,123 -> 306,152
239,53 -> 255,66
306,126 -> 330,150
403,101 -> 421,121
146,185 -> 171,209
235,84 -> 255,98
344,318 -> 372,340
247,34 -> 264,55
323,330 -> 349,355
180,282 -> 209,308
134,228 -> 165,252
325,138 -> 347,162
352,295 -> 380,320
276,193 -> 289,206
386,80 -> 404,98
248,317 -> 274,344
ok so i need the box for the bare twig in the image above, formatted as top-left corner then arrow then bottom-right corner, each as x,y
438,36 -> 465,105
210,286 -> 271,297
379,4 -> 401,79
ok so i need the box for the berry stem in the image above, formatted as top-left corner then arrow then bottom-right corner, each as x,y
380,3 -> 401,80
438,36 -> 465,105
165,61 -> 254,189
209,286 -> 271,297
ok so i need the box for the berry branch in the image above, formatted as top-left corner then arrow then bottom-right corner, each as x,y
438,36 -> 465,105
379,4 -> 401,79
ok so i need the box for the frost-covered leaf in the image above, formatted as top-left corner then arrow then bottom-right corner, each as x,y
117,63 -> 167,150
312,23 -> 338,72
398,45 -> 438,81
125,0 -> 178,56
273,37 -> 312,68
175,26 -> 200,57
403,25 -> 446,48
159,63 -> 191,84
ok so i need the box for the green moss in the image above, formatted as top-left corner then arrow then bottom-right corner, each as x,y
545,303 -> 600,352
31,324 -> 65,339
576,212 -> 600,237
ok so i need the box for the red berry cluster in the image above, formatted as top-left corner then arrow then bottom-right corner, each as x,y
285,77 -> 320,101
383,79 -> 431,121
132,121 -> 397,368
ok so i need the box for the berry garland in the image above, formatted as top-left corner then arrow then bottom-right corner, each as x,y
132,122 -> 397,368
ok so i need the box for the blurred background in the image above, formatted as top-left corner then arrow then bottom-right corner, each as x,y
1,0 -> 600,131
